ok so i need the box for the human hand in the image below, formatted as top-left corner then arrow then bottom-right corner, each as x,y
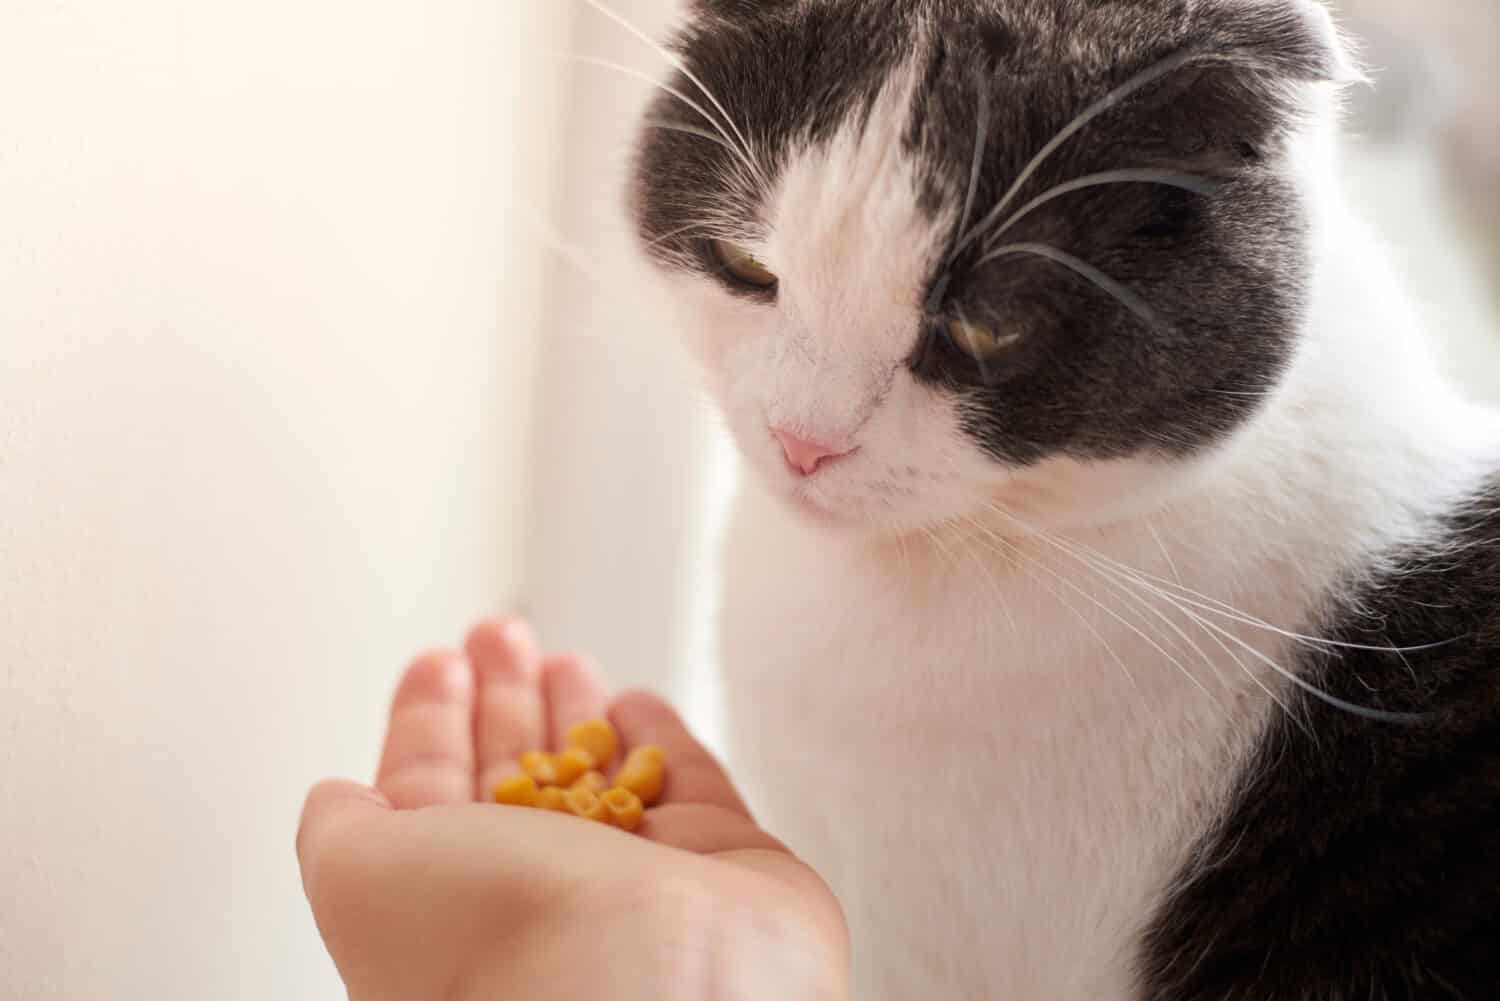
296,619 -> 849,1001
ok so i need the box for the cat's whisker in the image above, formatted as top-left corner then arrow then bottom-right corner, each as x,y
1152,592 -> 1294,731
976,506 -> 1307,731
1208,388 -> 1277,400
954,516 -> 1186,693
960,497 -> 1274,680
945,517 -> 1021,640
975,242 -> 1163,331
928,519 -> 1034,697
643,221 -> 733,253
641,117 -> 742,157
1147,519 -> 1184,586
1024,515 -> 1458,658
979,169 -> 1222,249
955,518 -> 1146,696
1139,577 -> 1460,658
573,0 -> 769,193
1028,528 -> 1234,694
961,516 -> 1219,703
954,47 -> 1229,258
984,503 -> 1431,726
921,521 -> 961,573
892,519 -> 915,584
925,520 -> 1007,679
1012,525 -> 1248,699
1141,428 -> 1204,452
947,70 -> 992,269
1160,587 -> 1414,726
556,52 -> 765,192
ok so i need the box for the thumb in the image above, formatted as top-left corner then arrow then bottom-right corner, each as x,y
296,779 -> 392,868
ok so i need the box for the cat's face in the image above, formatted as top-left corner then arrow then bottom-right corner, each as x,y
632,0 -> 1351,535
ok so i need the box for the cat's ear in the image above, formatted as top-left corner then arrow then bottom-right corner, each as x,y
1205,0 -> 1366,85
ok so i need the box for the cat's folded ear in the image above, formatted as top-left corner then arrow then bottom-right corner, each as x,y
1204,0 -> 1367,85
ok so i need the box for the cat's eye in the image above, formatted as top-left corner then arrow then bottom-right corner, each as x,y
942,316 -> 1017,361
709,239 -> 778,291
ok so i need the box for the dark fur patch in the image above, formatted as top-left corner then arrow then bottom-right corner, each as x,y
630,0 -> 1346,467
630,0 -> 913,261
903,0 -> 1320,464
1140,481 -> 1500,1000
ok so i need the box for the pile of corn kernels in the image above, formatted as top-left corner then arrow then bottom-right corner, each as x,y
493,718 -> 664,832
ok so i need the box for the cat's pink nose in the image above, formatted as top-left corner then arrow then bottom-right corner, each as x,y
773,428 -> 850,477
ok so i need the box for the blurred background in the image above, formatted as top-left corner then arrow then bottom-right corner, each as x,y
1,2 -> 1495,998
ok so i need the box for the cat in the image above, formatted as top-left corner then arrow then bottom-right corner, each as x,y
626,1 -> 1500,998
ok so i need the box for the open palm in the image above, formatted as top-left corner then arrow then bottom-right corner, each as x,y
297,619 -> 848,1001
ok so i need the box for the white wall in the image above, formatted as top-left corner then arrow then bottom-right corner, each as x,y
0,4 -> 566,999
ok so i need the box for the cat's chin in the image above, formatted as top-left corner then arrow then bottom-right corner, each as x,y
773,480 -> 956,540
763,482 -> 882,537
778,485 -> 859,528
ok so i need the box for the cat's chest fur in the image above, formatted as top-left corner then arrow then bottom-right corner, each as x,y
717,482 -> 1294,1001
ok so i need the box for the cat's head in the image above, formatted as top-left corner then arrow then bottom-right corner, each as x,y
630,0 -> 1355,535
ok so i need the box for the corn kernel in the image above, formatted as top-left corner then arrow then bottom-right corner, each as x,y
565,786 -> 610,823
601,787 -> 645,831
615,745 -> 667,806
551,747 -> 595,787
565,719 -> 619,771
571,770 -> 608,795
536,786 -> 570,813
493,775 -> 539,808
519,750 -> 557,787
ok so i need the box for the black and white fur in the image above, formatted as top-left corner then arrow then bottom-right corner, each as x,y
626,1 -> 1500,997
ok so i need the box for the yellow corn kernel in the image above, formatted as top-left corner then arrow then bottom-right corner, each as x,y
518,750 -> 558,787
551,747 -> 595,787
571,770 -> 608,795
565,719 -> 619,771
615,745 -> 667,806
601,787 -> 645,832
565,786 -> 610,823
536,786 -> 570,813
493,774 -> 539,808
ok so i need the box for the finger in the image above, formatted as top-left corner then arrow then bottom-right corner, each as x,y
609,690 -> 751,817
637,803 -> 787,856
469,618 -> 544,800
296,779 -> 391,870
541,653 -> 611,750
375,650 -> 475,809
